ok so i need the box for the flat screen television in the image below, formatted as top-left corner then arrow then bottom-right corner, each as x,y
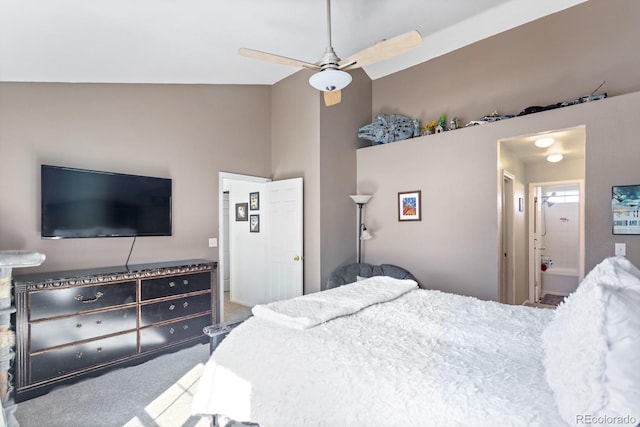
41,165 -> 172,238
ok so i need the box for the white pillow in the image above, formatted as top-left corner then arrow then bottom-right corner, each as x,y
542,257 -> 640,426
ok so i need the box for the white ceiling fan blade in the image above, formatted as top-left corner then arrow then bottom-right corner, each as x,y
323,90 -> 342,106
339,30 -> 422,71
238,48 -> 321,70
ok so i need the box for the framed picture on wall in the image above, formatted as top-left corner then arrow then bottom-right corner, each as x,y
249,192 -> 260,210
398,190 -> 421,221
250,214 -> 260,232
612,184 -> 640,234
235,203 -> 248,221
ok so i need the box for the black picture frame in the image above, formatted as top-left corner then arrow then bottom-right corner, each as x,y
235,203 -> 248,221
250,192 -> 260,210
250,214 -> 260,232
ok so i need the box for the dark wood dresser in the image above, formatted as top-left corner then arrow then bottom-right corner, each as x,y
12,259 -> 217,402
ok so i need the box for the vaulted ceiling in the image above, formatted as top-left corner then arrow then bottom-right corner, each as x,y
0,0 -> 586,85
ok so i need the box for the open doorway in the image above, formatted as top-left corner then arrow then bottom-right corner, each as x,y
499,125 -> 585,306
218,172 -> 304,323
219,172 -> 270,323
529,180 -> 585,304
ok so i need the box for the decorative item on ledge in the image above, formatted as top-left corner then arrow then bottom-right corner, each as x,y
358,114 -> 414,145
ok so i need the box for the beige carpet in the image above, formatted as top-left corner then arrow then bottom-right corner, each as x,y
224,292 -> 252,323
14,343 -> 212,427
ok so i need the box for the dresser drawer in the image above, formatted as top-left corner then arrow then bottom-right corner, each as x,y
140,272 -> 210,301
139,314 -> 211,352
140,293 -> 210,327
29,281 -> 137,320
30,307 -> 137,352
30,331 -> 137,384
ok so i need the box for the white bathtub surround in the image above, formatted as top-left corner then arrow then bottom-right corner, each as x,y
542,267 -> 579,295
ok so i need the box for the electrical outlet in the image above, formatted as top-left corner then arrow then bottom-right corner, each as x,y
208,238 -> 218,248
615,243 -> 626,256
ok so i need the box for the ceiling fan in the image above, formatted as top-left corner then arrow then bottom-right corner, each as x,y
239,0 -> 422,107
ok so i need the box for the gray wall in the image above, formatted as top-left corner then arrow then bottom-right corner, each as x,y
271,69 -> 321,294
354,0 -> 640,300
319,69 -> 372,288
2,0 -> 639,298
372,0 -> 640,125
0,83 -> 272,273
270,68 -> 372,293
358,92 -> 640,300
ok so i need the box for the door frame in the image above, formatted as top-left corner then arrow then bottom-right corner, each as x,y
499,170 -> 516,304
218,171 -> 271,322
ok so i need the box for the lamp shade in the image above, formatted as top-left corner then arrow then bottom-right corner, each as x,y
361,228 -> 373,240
309,69 -> 352,92
349,195 -> 372,205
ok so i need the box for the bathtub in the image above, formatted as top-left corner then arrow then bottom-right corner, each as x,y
542,267 -> 579,295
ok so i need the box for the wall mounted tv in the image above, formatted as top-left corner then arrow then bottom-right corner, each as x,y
41,165 -> 172,239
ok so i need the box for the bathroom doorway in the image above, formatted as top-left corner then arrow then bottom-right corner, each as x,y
529,180 -> 585,304
499,124 -> 585,306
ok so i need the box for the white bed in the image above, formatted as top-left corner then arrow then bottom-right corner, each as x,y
192,258 -> 640,427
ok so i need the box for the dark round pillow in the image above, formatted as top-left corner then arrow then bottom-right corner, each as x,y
324,263 -> 417,290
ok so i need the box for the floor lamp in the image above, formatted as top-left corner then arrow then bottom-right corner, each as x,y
349,195 -> 373,263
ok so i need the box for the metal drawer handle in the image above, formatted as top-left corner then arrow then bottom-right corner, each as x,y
168,281 -> 176,288
183,302 -> 189,308
75,291 -> 104,303
169,304 -> 175,311
169,327 -> 175,334
183,279 -> 189,285
76,323 -> 82,328
76,351 -> 83,359
96,347 -> 102,353
183,325 -> 189,330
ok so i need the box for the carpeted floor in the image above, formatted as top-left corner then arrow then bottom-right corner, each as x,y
14,343 -> 212,427
539,293 -> 565,307
224,292 -> 252,323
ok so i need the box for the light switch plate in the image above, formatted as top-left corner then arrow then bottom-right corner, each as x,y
208,238 -> 218,248
615,243 -> 626,256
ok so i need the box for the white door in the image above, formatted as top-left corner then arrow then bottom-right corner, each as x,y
265,177 -> 304,303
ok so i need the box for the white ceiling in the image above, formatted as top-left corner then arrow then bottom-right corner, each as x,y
501,126 -> 586,165
0,0 -> 586,85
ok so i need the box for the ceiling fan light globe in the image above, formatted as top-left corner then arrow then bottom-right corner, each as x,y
309,69 -> 352,92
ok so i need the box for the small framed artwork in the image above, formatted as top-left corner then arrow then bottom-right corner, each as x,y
398,190 -> 421,221
235,203 -> 248,221
250,214 -> 260,232
612,184 -> 640,234
249,192 -> 260,210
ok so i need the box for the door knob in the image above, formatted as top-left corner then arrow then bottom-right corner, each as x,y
293,255 -> 300,261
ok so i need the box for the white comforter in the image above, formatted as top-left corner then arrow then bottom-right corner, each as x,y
193,286 -> 565,426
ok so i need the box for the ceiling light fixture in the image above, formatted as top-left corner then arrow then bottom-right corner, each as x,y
309,69 -> 352,92
535,136 -> 555,148
546,153 -> 564,163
